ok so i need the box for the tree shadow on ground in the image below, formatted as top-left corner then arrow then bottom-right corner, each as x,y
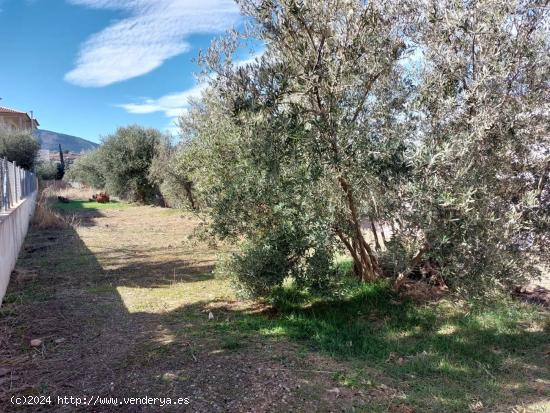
1,211 -> 548,413
2,220 -> 356,412
162,290 -> 549,412
56,206 -> 107,228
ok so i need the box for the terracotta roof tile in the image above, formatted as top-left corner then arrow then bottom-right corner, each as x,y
0,106 -> 27,114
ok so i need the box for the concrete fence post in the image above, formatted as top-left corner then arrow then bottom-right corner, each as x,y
0,158 -> 4,211
3,158 -> 11,209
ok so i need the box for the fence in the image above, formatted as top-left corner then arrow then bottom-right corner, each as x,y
1,157 -> 37,211
0,158 -> 38,305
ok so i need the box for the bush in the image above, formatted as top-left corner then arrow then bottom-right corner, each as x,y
35,161 -> 59,181
149,139 -> 197,209
65,150 -> 105,189
66,126 -> 168,204
219,239 -> 293,298
99,125 -> 164,203
0,126 -> 40,170
217,222 -> 338,298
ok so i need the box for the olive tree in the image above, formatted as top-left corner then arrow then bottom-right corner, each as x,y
179,0 -> 548,296
67,126 -> 169,203
390,0 -> 550,292
149,139 -> 198,209
65,149 -> 106,189
186,0 -> 418,286
0,126 -> 40,170
97,126 -> 165,203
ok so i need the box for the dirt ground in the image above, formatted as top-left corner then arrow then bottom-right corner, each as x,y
2,194 -> 549,413
0,203 -> 368,412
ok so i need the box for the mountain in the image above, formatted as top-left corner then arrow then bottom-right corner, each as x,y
34,129 -> 99,153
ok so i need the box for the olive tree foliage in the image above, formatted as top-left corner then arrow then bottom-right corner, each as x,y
149,140 -> 198,209
67,126 -> 168,203
36,161 -> 60,181
179,91 -> 342,295
185,0 -> 417,291
100,126 -> 167,202
390,0 -> 550,293
0,126 -> 40,170
179,0 -> 549,296
65,149 -> 106,189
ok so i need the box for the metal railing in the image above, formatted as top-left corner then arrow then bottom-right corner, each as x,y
0,158 -> 37,212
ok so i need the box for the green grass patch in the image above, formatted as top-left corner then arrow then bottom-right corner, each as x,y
52,199 -> 130,211
208,280 -> 549,412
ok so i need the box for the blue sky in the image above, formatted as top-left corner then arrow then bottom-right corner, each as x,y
0,0 -> 243,143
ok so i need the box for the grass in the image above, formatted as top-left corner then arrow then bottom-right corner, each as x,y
3,191 -> 548,412
52,199 -> 130,211
205,279 -> 549,412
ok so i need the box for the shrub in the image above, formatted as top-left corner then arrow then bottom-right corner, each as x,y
99,125 -> 164,203
35,161 -> 59,181
0,126 -> 40,170
149,138 -> 197,209
218,241 -> 290,298
66,126 -> 168,204
65,150 -> 105,189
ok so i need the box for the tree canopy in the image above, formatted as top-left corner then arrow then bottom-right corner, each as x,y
0,126 -> 40,170
67,125 -> 169,204
173,0 -> 548,297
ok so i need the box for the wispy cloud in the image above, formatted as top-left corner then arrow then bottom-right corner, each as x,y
116,50 -> 264,124
65,0 -> 240,87
117,84 -> 205,118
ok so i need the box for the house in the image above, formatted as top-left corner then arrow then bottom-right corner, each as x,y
0,106 -> 39,131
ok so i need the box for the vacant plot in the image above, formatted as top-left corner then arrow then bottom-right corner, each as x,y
0,199 -> 548,412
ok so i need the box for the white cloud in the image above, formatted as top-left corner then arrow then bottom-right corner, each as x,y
116,50 -> 264,121
65,0 -> 240,87
116,84 -> 204,118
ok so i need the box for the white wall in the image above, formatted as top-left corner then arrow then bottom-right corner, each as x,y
0,191 -> 37,304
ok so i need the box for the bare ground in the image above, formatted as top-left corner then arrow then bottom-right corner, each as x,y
0,204 -> 368,412
1,198 -> 549,412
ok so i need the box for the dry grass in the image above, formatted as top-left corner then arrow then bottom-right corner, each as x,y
30,183 -> 92,229
41,180 -> 97,201
2,194 -> 548,413
31,191 -> 71,229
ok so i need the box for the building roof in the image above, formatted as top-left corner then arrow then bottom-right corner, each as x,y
0,106 -> 40,126
0,106 -> 27,114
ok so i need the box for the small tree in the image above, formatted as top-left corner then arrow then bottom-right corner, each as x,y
180,0 -> 548,297
149,138 -> 197,209
56,144 -> 65,180
0,126 -> 40,170
100,125 -> 165,203
36,161 -> 59,181
65,149 -> 105,189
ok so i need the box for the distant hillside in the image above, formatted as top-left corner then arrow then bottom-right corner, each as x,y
34,129 -> 99,153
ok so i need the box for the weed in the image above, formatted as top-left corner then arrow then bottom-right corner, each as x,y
220,336 -> 242,350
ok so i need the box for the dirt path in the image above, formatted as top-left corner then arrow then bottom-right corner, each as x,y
1,205 -> 361,412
